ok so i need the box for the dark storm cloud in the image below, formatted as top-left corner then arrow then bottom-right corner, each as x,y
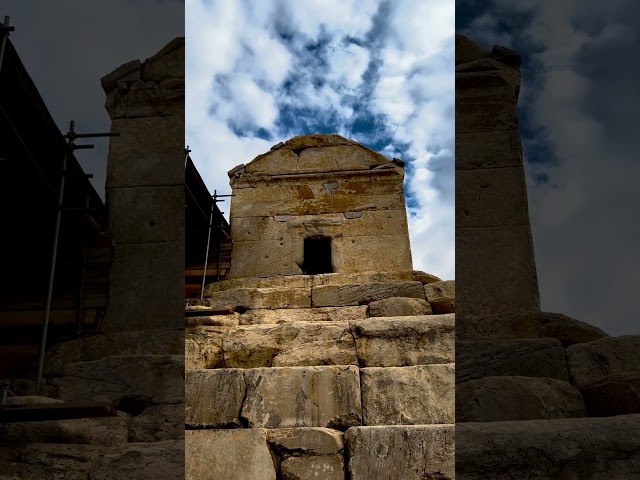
458,0 -> 640,335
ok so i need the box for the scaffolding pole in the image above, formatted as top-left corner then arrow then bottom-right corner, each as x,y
0,16 -> 15,74
34,121 -> 118,395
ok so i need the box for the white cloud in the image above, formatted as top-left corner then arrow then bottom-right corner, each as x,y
186,0 -> 455,280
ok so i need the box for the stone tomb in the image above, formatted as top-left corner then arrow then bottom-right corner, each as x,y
226,134 -> 413,278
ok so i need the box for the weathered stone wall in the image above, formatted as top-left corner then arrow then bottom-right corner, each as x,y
227,135 -> 413,278
455,34 -> 640,479
455,34 -> 539,315
101,37 -> 185,331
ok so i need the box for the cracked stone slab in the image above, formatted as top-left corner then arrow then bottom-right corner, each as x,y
352,314 -> 455,367
312,281 -> 425,307
222,321 -> 357,368
345,425 -> 454,480
241,366 -> 362,430
361,364 -> 455,425
186,429 -> 276,480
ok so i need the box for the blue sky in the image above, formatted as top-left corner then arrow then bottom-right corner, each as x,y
186,0 -> 455,281
458,0 -> 640,335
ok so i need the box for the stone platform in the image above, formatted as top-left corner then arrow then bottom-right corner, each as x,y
185,271 -> 456,479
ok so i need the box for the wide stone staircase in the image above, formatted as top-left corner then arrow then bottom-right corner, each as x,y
185,271 -> 456,480
456,312 -> 640,478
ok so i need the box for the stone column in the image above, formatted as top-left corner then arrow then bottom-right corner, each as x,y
100,38 -> 185,331
455,34 -> 539,315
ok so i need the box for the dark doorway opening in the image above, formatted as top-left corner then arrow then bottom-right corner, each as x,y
303,237 -> 333,274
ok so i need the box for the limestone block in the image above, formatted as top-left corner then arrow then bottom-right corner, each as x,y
4,395 -> 63,405
185,314 -> 239,327
205,275 -> 313,294
43,329 -> 184,377
223,321 -> 357,368
456,167 -> 530,228
233,171 -> 404,200
88,440 -> 184,480
241,366 -> 361,430
205,287 -> 312,310
244,142 -> 391,176
455,130 -> 523,170
0,443 -> 105,480
230,210 -> 410,242
281,455 -> 344,480
184,369 -> 245,428
361,364 -> 455,425
102,242 -> 184,331
107,185 -> 184,244
240,306 -> 368,325
58,355 -> 184,407
185,326 -> 227,369
423,280 -> 456,314
345,425 -> 455,480
456,415 -> 640,479
229,238 -> 298,277
580,372 -> 640,416
455,67 -> 517,100
368,297 -> 432,317
186,429 -> 276,480
567,335 -> 640,386
334,234 -> 413,273
455,224 -> 539,315
0,412 -> 130,446
456,97 -> 519,134
352,315 -> 455,367
312,281 -> 424,307
128,404 -> 185,442
456,338 -> 569,383
313,271 -> 438,286
456,311 -> 608,346
267,428 -> 343,456
231,180 -> 405,217
106,115 -> 184,188
456,376 -> 586,422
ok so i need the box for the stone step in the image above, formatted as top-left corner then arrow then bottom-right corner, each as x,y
456,311 -> 607,347
56,355 -> 184,409
566,335 -> 640,386
345,425 -> 454,480
456,376 -> 586,422
456,338 -> 569,384
0,411 -> 131,446
185,366 -> 361,430
456,415 -> 640,479
239,305 -> 368,324
202,278 -> 454,312
311,281 -> 425,307
185,315 -> 455,369
42,329 -> 184,377
186,364 -> 455,430
0,440 -> 183,480
203,270 -> 441,295
186,428 -> 345,480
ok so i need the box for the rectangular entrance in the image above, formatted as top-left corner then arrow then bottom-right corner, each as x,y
303,237 -> 333,274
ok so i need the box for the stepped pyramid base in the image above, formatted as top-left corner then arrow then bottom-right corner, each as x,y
186,271 -> 455,478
